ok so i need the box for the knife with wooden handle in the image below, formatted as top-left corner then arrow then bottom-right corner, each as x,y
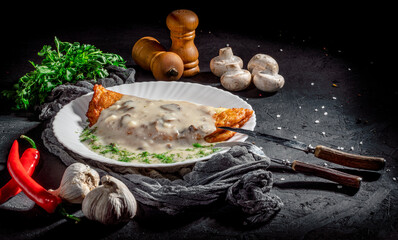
218,127 -> 386,170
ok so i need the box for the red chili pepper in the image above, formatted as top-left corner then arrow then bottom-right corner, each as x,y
0,136 -> 40,204
7,138 -> 62,213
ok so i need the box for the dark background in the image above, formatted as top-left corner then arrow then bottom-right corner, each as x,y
1,2 -> 397,240
1,2 -> 394,94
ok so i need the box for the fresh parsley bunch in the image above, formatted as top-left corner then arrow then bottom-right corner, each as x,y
2,37 -> 126,110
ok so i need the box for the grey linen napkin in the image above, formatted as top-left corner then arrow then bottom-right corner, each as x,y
38,65 -> 136,120
39,66 -> 283,225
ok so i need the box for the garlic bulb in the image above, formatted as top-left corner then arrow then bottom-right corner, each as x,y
82,175 -> 137,225
49,163 -> 100,204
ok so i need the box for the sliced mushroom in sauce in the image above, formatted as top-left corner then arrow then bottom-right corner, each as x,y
119,113 -> 132,127
120,100 -> 135,111
91,95 -> 217,154
160,103 -> 181,111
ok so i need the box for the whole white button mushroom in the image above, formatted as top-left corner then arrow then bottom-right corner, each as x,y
248,53 -> 285,92
220,63 -> 252,91
210,47 -> 243,77
253,71 -> 285,92
247,53 -> 279,75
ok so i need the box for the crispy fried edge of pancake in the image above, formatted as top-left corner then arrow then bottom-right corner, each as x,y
204,108 -> 253,143
85,85 -> 253,142
86,84 -> 123,126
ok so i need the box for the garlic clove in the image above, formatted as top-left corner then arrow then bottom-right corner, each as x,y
253,71 -> 285,92
49,163 -> 100,204
210,47 -> 243,77
82,175 -> 137,225
220,63 -> 252,91
247,54 -> 279,75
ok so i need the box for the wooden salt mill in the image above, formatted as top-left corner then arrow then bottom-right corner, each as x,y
166,9 -> 200,77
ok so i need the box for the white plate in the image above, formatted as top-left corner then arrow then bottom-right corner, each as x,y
53,82 -> 256,170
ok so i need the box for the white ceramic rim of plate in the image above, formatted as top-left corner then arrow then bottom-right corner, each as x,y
52,81 -> 256,169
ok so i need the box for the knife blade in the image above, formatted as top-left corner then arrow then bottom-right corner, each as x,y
218,127 -> 313,153
218,126 -> 386,170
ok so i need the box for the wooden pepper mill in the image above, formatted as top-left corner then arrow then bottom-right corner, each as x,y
166,9 -> 200,77
132,36 -> 184,81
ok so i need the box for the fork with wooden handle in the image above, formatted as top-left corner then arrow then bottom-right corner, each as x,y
274,157 -> 362,188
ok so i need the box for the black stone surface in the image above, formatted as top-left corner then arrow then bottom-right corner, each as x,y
0,3 -> 396,240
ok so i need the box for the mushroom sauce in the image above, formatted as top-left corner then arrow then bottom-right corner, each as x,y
80,95 -> 220,164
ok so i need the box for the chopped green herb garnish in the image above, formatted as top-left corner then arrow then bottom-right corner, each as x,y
141,158 -> 150,164
193,143 -> 204,148
119,156 -> 132,162
79,127 -> 98,142
140,151 -> 149,157
152,153 -> 174,163
100,143 -> 120,155
79,126 -> 220,164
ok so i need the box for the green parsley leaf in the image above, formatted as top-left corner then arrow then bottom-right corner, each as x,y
2,37 -> 126,110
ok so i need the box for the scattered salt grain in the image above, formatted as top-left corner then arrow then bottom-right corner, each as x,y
299,106 -> 302,109
315,108 -> 318,112
276,114 -> 281,118
311,82 -> 314,86
337,146 -> 345,150
322,132 -> 326,136
293,136 -> 297,139
350,146 -> 354,151
393,177 -> 397,181
279,49 -> 283,52
277,127 -> 282,130
359,141 -> 363,145
332,97 -> 337,100
280,178 -> 285,181
315,120 -> 320,124
321,106 -> 325,109
324,112 -> 328,116
337,185 -> 343,189
323,163 -> 328,167
226,43 -> 230,47
258,45 -> 261,48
